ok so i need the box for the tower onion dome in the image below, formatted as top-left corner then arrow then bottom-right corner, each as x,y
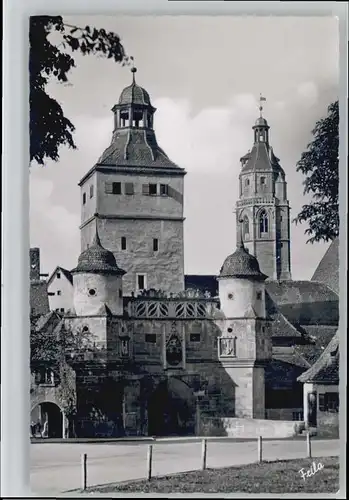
253,116 -> 269,128
219,239 -> 268,281
118,67 -> 152,106
71,227 -> 126,276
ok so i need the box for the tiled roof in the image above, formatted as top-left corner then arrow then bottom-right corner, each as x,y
311,238 -> 339,295
295,325 -> 338,365
265,280 -> 339,325
219,243 -> 267,280
241,142 -> 284,174
265,292 -> 304,338
71,228 -> 126,276
272,346 -> 311,369
297,331 -> 339,384
184,275 -> 219,297
97,129 -> 184,170
118,82 -> 151,106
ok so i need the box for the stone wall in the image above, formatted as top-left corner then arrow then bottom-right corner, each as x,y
201,417 -> 298,438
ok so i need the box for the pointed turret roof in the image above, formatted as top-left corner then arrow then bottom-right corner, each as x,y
71,223 -> 126,276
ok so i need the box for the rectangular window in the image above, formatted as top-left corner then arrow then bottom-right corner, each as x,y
112,182 -> 122,194
260,177 -> 266,185
125,182 -> 134,195
60,308 -> 65,313
56,272 -> 61,279
121,237 -> 127,250
319,394 -> 326,412
82,193 -> 86,205
325,392 -> 339,412
149,183 -> 157,196
160,184 -> 168,196
145,334 -> 157,344
57,290 -> 61,296
190,333 -> 201,342
137,274 -> 146,291
153,238 -> 159,252
256,291 -> 262,300
90,185 -> 94,198
142,184 -> 150,195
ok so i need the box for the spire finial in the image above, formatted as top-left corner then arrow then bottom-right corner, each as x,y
259,93 -> 266,117
130,57 -> 137,84
93,218 -> 102,247
237,217 -> 245,249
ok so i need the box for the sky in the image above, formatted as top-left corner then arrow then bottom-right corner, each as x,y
29,15 -> 339,280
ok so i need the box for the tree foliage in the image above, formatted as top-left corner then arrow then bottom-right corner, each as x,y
29,16 -> 131,165
293,100 -> 339,243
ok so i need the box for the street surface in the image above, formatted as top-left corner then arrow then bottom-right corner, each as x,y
30,438 -> 339,496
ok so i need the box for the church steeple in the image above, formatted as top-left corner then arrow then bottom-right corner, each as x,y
235,96 -> 292,281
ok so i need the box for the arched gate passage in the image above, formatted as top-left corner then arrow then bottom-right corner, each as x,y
31,402 -> 63,438
147,377 -> 196,437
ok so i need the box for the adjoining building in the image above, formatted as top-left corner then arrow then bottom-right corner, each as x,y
30,69 -> 339,439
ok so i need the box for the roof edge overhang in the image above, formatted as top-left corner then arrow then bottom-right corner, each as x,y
71,268 -> 127,276
217,273 -> 268,281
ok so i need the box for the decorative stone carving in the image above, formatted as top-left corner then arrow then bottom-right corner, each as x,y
218,337 -> 237,357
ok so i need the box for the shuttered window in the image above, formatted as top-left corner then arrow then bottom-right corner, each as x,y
125,182 -> 134,195
142,184 -> 150,195
160,184 -> 168,196
149,183 -> 157,195
105,182 -> 121,194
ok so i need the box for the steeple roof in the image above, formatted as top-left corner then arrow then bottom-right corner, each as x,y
71,224 -> 126,276
219,225 -> 268,280
93,67 -> 185,172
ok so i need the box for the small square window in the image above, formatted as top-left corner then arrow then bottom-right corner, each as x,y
90,185 -> 94,198
56,272 -> 61,279
121,237 -> 127,251
57,290 -> 61,296
60,308 -> 65,313
153,238 -> 159,252
145,334 -> 157,344
112,182 -> 122,195
82,193 -> 86,205
256,291 -> 262,300
125,182 -> 134,195
160,184 -> 168,196
190,333 -> 201,342
149,184 -> 157,196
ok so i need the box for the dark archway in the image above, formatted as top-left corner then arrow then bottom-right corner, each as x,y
147,378 -> 196,437
36,402 -> 63,438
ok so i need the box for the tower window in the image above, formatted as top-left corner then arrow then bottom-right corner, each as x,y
137,274 -> 147,291
259,210 -> 269,234
256,291 -> 262,300
259,135 -> 264,142
149,184 -> 157,196
112,182 -> 122,195
228,293 -> 234,300
145,334 -> 156,344
119,289 -> 123,299
227,327 -> 233,333
82,326 -> 89,333
245,178 -> 250,186
57,290 -> 61,296
260,177 -> 266,185
190,333 -> 201,342
60,308 -> 65,313
121,237 -> 127,250
56,272 -> 61,279
88,288 -> 96,297
153,238 -> 159,252
90,185 -> 94,198
125,182 -> 134,195
160,184 -> 168,196
82,193 -> 86,205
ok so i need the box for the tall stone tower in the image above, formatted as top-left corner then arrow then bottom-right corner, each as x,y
78,67 -> 186,295
235,97 -> 291,280
218,227 -> 272,419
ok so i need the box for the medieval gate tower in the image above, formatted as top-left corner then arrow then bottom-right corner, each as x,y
78,67 -> 186,296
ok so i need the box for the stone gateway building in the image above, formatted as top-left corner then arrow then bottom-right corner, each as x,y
30,70 -> 339,439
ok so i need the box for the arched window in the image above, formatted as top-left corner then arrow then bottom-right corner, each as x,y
259,209 -> 269,234
243,216 -> 249,237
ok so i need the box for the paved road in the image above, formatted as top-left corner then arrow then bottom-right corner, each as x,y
30,438 -> 339,496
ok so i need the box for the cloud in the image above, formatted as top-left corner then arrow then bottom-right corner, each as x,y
297,82 -> 319,107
